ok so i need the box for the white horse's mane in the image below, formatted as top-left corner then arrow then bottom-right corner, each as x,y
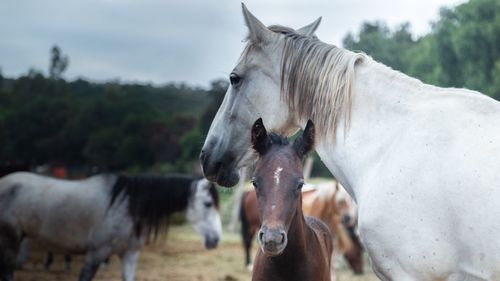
242,24 -> 435,138
266,25 -> 365,138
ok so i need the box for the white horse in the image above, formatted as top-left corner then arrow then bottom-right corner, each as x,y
200,4 -> 500,280
0,172 -> 222,281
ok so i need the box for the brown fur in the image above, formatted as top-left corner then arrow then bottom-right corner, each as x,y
252,206 -> 332,281
250,119 -> 332,281
240,187 -> 364,275
302,183 -> 352,253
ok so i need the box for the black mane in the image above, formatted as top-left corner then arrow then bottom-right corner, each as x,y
109,174 -> 197,237
268,133 -> 290,147
208,181 -> 220,209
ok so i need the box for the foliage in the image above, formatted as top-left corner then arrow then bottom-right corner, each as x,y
0,68 -> 227,173
343,0 -> 500,100
344,21 -> 415,73
49,45 -> 69,80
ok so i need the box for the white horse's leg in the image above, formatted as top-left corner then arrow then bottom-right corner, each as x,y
367,248 -> 421,281
120,249 -> 139,281
79,250 -> 110,281
0,224 -> 21,281
64,254 -> 72,270
15,238 -> 28,269
79,257 -> 101,281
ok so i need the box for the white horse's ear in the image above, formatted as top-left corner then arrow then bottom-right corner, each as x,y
297,17 -> 322,37
242,3 -> 274,44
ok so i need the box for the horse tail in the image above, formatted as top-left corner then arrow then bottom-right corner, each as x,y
239,191 -> 252,266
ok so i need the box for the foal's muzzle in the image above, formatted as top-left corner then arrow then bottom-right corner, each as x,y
258,226 -> 287,256
200,141 -> 240,187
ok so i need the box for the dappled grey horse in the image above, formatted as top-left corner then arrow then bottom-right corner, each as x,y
0,172 -> 222,281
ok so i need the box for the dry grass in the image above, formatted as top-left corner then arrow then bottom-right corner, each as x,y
15,224 -> 379,281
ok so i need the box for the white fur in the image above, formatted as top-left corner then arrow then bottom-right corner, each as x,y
187,179 -> 223,245
0,172 -> 221,281
202,5 -> 500,281
273,166 -> 283,187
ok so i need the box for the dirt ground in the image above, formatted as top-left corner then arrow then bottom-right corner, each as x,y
15,224 -> 379,281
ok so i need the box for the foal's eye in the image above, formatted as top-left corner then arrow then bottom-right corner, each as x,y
297,181 -> 304,190
204,201 -> 213,208
229,73 -> 241,87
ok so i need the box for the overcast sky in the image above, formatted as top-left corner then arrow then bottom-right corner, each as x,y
1,0 -> 463,88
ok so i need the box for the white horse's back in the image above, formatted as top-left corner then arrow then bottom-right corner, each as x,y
0,172 -> 125,252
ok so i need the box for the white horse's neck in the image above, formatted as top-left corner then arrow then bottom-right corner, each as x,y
313,58 -> 434,204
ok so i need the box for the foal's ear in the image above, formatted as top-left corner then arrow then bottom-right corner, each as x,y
242,3 -> 274,45
293,120 -> 315,159
251,118 -> 269,155
297,17 -> 322,37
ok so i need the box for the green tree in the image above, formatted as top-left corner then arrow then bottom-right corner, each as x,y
200,79 -> 228,134
49,45 -> 69,79
344,0 -> 500,99
343,22 -> 414,73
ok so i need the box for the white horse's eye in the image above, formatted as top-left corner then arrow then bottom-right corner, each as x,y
229,73 -> 241,87
204,201 -> 213,208
251,179 -> 258,189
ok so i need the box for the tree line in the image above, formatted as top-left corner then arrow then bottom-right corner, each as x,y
0,62 -> 227,174
343,0 -> 500,100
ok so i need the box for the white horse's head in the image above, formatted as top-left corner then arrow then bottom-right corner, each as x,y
200,4 -> 322,187
186,178 -> 222,249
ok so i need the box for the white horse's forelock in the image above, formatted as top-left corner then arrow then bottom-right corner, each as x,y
264,25 -> 365,138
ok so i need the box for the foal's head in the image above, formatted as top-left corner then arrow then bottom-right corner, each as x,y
251,118 -> 314,256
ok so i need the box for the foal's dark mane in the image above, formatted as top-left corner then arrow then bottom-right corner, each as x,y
109,174 -> 217,237
256,133 -> 290,155
268,133 -> 289,146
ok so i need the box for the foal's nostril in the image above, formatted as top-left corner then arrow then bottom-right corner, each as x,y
258,231 -> 264,243
279,232 -> 286,244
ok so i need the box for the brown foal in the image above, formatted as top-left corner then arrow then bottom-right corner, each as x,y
250,118 -> 333,281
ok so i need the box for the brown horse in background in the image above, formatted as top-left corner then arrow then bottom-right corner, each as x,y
249,118 -> 332,281
335,184 -> 364,274
241,180 -> 364,277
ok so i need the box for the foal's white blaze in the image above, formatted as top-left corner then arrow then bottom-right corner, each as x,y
273,167 -> 283,188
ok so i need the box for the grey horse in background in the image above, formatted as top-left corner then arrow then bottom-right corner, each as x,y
0,172 -> 222,281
